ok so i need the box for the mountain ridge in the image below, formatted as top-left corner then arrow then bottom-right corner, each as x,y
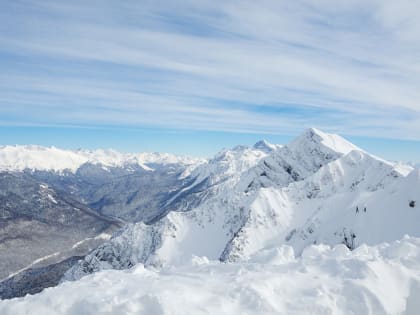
0,145 -> 203,173
62,128 -> 418,282
1,128 -> 418,301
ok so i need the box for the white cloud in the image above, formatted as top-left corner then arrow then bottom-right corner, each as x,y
0,0 -> 419,139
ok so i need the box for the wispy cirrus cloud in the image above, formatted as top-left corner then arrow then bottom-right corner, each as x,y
0,0 -> 419,140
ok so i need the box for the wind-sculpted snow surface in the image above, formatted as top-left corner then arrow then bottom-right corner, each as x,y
3,237 -> 420,315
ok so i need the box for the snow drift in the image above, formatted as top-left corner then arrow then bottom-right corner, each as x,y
2,237 -> 420,314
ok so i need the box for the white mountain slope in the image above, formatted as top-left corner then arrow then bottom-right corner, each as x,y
241,128 -> 360,192
0,145 -> 202,173
3,237 -> 420,315
183,144 -> 268,190
223,149 -> 415,261
64,143 -> 271,279
62,128 -> 419,282
3,128 -> 420,314
289,167 -> 420,251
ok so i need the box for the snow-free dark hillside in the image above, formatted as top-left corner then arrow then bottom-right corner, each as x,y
0,172 -> 121,280
0,145 -> 204,223
63,128 -> 419,283
0,256 -> 83,300
32,163 -> 194,223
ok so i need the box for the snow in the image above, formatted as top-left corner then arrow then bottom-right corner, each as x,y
2,237 -> 420,314
188,144 -> 268,186
63,128 -> 418,281
0,145 -> 202,173
1,128 -> 419,313
62,144 -> 269,279
288,127 -> 360,155
252,140 -> 282,152
224,149 -> 417,260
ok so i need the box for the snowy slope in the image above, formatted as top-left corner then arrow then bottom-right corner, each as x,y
2,128 -> 420,312
288,127 -> 359,155
63,128 -> 417,281
3,237 -> 420,315
222,149 -> 416,261
179,144 -> 268,194
287,167 -> 420,253
242,127 -> 361,193
155,143 -> 270,218
64,143 -> 271,278
0,145 -> 202,173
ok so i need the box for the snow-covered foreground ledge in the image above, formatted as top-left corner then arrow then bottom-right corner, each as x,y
2,237 -> 420,315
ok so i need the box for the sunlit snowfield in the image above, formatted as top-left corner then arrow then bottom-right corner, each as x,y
1,237 -> 420,314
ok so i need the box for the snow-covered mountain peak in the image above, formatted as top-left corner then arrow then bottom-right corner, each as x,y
241,129 -> 362,193
288,128 -> 360,156
252,140 -> 281,153
60,128 -> 419,284
188,144 -> 268,187
0,145 -> 90,173
0,145 -> 202,173
220,149 -> 416,262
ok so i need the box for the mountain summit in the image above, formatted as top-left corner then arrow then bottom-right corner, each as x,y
288,127 -> 360,155
60,128 -> 417,284
252,140 -> 280,152
0,128 -> 417,305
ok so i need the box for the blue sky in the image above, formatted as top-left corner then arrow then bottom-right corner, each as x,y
0,1 -> 419,161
